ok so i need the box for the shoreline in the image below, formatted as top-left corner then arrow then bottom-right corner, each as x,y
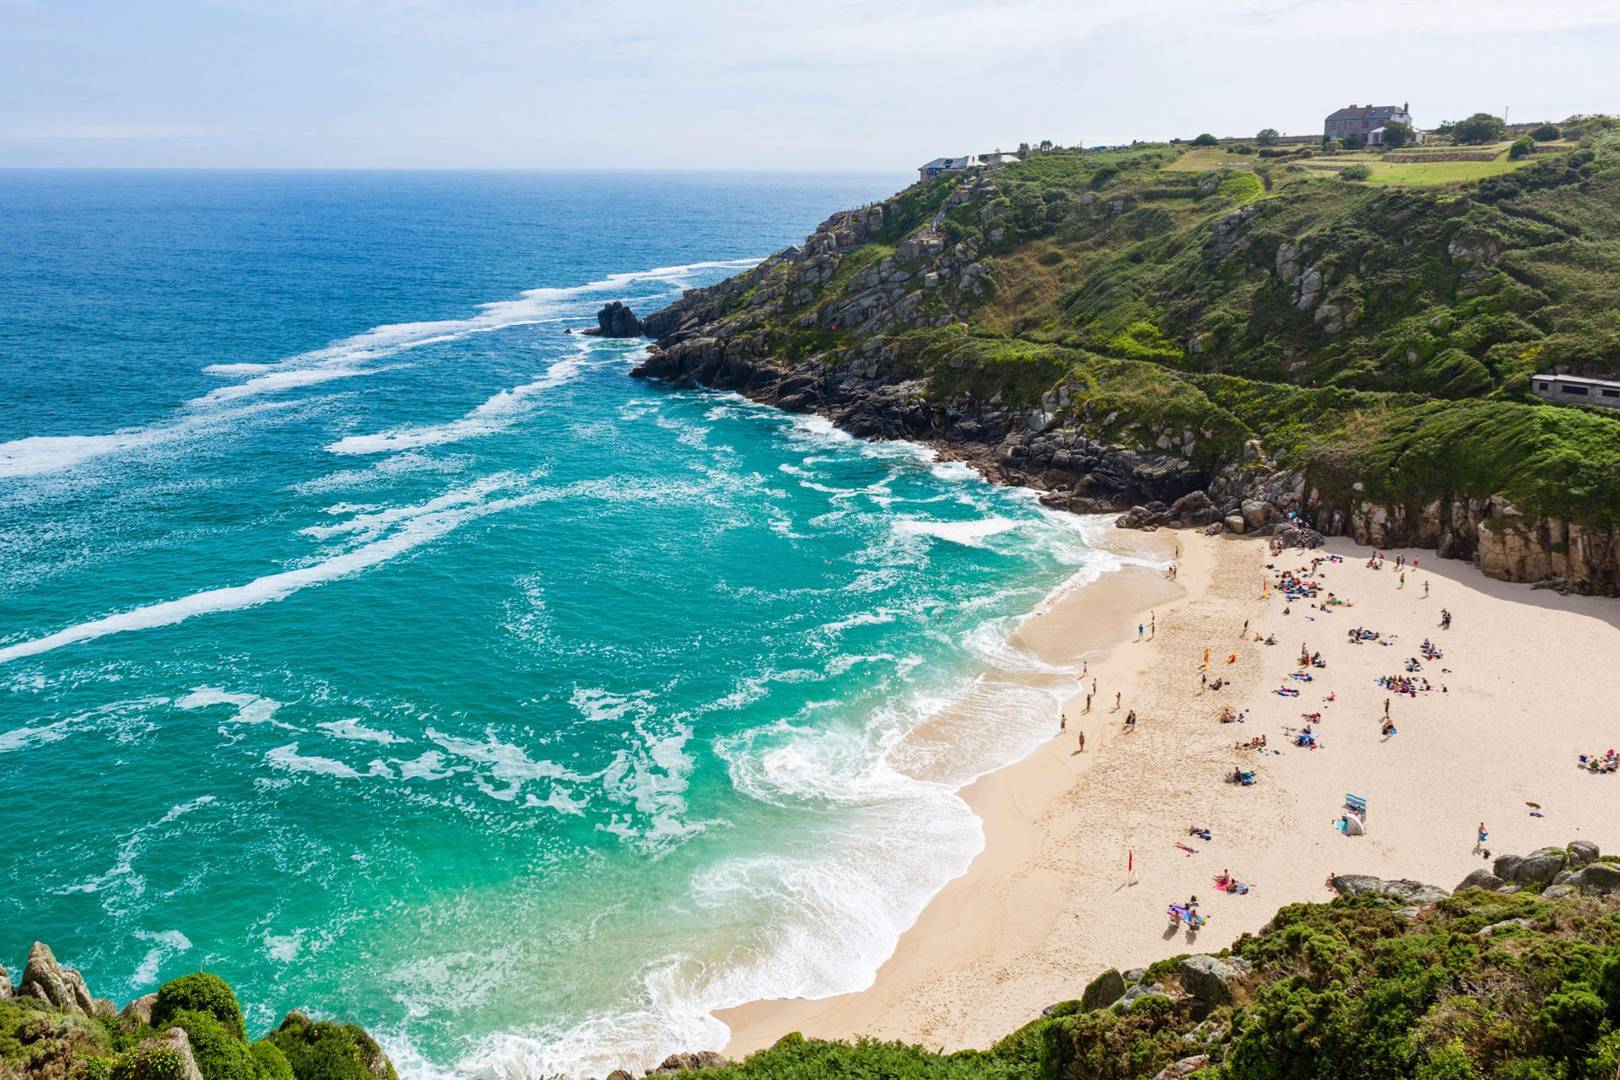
714,527 -> 1620,1056
715,522 -> 1190,1054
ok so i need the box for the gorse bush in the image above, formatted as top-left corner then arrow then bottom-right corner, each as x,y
265,1014 -> 395,1080
169,1010 -> 258,1080
151,974 -> 246,1041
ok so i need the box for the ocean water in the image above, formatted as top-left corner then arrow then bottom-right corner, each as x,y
0,171 -> 1126,1077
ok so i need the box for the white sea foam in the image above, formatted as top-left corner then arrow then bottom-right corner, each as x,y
327,345 -> 616,456
892,515 -> 1017,547
176,687 -> 282,725
317,718 -> 407,745
0,476 -> 543,664
427,728 -> 587,802
130,929 -> 193,990
266,743 -> 363,779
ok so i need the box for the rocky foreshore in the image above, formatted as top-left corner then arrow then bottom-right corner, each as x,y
626,180 -> 1620,594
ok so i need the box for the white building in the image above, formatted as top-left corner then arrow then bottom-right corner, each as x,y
917,155 -> 988,181
1531,373 -> 1620,409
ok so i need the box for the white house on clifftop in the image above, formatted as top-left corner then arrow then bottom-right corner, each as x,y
1324,102 -> 1414,145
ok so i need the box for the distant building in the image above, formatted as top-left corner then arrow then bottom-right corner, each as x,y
978,151 -> 1021,166
918,155 -> 985,181
1531,373 -> 1620,409
1324,102 -> 1414,143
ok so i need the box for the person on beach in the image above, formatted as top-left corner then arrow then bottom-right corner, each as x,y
1060,712 -> 1068,734
1138,622 -> 1144,641
1202,646 -> 1210,667
1241,618 -> 1249,637
1084,693 -> 1092,713
1078,731 -> 1085,752
1150,612 -> 1156,638
1423,581 -> 1430,598
1474,822 -> 1488,855
1384,697 -> 1391,718
1201,672 -> 1208,691
1125,709 -> 1137,730
1114,691 -> 1122,710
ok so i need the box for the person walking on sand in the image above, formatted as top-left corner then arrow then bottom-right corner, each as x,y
1114,691 -> 1122,710
1399,571 -> 1406,590
1384,697 -> 1391,718
1138,622 -> 1144,641
1060,712 -> 1068,734
1241,618 -> 1249,638
1474,822 -> 1488,855
1202,646 -> 1210,668
1423,581 -> 1429,598
1150,612 -> 1156,638
1085,693 -> 1092,713
1078,731 -> 1086,753
1125,710 -> 1137,731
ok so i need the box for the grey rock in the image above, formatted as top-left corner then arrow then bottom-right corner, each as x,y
1456,868 -> 1506,893
1122,967 -> 1147,985
123,992 -> 159,1026
1567,840 -> 1600,867
1330,875 -> 1448,905
1515,849 -> 1567,885
0,963 -> 10,1000
584,301 -> 644,338
1493,854 -> 1525,881
1224,514 -> 1246,534
1153,1056 -> 1210,1080
19,942 -> 96,1015
1114,982 -> 1170,1011
648,1052 -> 728,1075
127,1028 -> 206,1080
1569,862 -> 1620,895
1079,967 -> 1126,1011
1540,884 -> 1578,900
1478,917 -> 1534,936
1178,955 -> 1241,1007
607,1072 -> 636,1080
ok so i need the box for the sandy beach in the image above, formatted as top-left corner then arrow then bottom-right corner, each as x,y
720,526 -> 1620,1055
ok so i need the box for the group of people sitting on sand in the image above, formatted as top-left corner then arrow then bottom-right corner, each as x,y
1213,868 -> 1251,895
1578,750 -> 1619,774
1376,673 -> 1434,696
1225,767 -> 1258,785
1235,734 -> 1268,750
1217,706 -> 1246,723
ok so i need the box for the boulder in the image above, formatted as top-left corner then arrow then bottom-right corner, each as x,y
1241,499 -> 1270,530
1567,841 -> 1600,867
0,963 -> 10,1000
1540,884 -> 1578,901
607,1072 -> 636,1080
1478,917 -> 1534,936
1178,955 -> 1241,1007
1492,854 -> 1524,882
1455,868 -> 1506,893
1115,983 -> 1170,1011
123,992 -> 159,1026
19,942 -> 96,1015
647,1052 -> 728,1075
1514,848 -> 1568,885
1330,875 -> 1448,905
1568,862 -> 1620,896
1079,967 -> 1127,1011
1170,490 -> 1219,527
1122,967 -> 1147,985
1153,1056 -> 1210,1080
1224,514 -> 1246,534
126,1028 -> 206,1080
584,301 -> 644,338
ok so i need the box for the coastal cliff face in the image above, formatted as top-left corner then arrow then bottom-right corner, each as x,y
635,139 -> 1620,593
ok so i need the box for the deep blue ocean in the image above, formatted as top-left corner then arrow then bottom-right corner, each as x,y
0,171 -> 1121,1078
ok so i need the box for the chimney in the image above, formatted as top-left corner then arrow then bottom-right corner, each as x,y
1403,101 -> 1409,113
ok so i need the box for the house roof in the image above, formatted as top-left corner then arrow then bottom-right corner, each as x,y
1535,373 -> 1620,391
1326,104 -> 1405,122
919,155 -> 982,171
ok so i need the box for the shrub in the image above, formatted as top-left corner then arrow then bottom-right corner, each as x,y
1509,136 -> 1536,160
1339,164 -> 1373,181
1530,124 -> 1561,142
1191,133 -> 1218,147
111,1043 -> 193,1080
251,1041 -> 296,1080
1257,128 -> 1280,146
151,974 -> 246,1042
1381,121 -> 1415,149
266,1014 -> 396,1080
1454,113 -> 1508,144
169,1011 -> 256,1080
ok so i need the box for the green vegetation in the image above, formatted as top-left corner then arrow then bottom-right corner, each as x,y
1380,121 -> 1415,149
264,1014 -> 396,1080
1256,129 -> 1279,146
700,119 -> 1620,535
1510,136 -> 1536,160
673,889 -> 1620,1080
1190,133 -> 1218,147
1,970 -> 389,1080
150,975 -> 245,1041
1455,112 -> 1510,145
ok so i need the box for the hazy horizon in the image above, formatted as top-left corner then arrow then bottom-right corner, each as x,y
4,0 -> 1618,170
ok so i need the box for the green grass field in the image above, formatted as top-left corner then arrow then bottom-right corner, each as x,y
1168,141 -> 1544,187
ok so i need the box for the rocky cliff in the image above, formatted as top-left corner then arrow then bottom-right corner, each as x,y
635,143 -> 1620,594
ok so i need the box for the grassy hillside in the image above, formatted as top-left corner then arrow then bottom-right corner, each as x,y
670,883 -> 1620,1080
656,119 -> 1620,535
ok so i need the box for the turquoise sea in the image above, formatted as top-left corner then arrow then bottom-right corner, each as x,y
0,171 -> 1126,1077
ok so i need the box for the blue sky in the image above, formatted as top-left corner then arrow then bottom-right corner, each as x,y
2,0 -> 1618,168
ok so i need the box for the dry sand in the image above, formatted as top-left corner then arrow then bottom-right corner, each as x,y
720,527 -> 1620,1054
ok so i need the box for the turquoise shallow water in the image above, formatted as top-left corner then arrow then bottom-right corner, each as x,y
0,171 -> 1124,1077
